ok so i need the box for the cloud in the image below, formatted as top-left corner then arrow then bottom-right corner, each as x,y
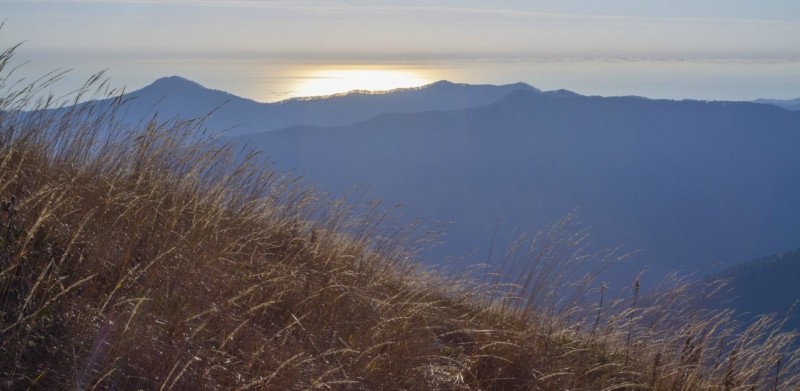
6,0 -> 799,60
11,0 -> 800,26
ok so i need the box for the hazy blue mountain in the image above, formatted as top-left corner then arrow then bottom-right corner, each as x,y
754,97 -> 800,111
227,90 -> 800,288
705,249 -> 800,331
108,77 -> 540,135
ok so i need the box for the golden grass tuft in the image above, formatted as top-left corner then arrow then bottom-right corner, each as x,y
1,43 -> 798,390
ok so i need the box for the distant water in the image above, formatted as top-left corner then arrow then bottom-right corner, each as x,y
12,51 -> 800,103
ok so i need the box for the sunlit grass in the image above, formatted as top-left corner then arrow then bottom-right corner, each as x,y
1,43 -> 799,389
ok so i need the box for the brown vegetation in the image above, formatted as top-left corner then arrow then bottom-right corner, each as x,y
1,44 -> 798,390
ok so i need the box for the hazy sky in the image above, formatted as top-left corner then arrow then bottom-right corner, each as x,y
2,0 -> 800,101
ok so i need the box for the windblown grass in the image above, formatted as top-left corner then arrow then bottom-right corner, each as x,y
1,43 -> 798,390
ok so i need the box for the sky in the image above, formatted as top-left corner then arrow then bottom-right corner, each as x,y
2,0 -> 800,101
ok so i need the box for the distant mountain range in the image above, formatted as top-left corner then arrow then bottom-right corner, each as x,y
754,97 -> 800,111
81,77 -> 800,289
108,76 -> 540,136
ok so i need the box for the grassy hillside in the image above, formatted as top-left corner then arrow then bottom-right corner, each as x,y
2,48 -> 799,390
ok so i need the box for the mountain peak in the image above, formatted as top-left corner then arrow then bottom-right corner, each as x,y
148,76 -> 204,90
425,80 -> 459,87
133,76 -> 257,105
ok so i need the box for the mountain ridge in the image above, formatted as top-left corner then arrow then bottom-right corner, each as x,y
228,88 -> 800,287
110,76 -> 542,135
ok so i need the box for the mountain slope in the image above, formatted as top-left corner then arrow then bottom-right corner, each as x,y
109,77 -> 540,135
229,90 -> 800,286
4,68 -> 800,389
706,249 -> 800,330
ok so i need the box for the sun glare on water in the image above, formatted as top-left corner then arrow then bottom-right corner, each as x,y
293,69 -> 432,98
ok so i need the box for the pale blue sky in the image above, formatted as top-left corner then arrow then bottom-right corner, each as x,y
2,0 -> 800,101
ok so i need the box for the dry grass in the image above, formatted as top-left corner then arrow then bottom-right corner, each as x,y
1,43 -> 799,390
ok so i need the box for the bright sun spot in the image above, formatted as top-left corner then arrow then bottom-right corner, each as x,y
293,69 -> 431,98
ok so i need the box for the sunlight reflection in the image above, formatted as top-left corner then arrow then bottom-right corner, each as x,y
293,69 -> 431,98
